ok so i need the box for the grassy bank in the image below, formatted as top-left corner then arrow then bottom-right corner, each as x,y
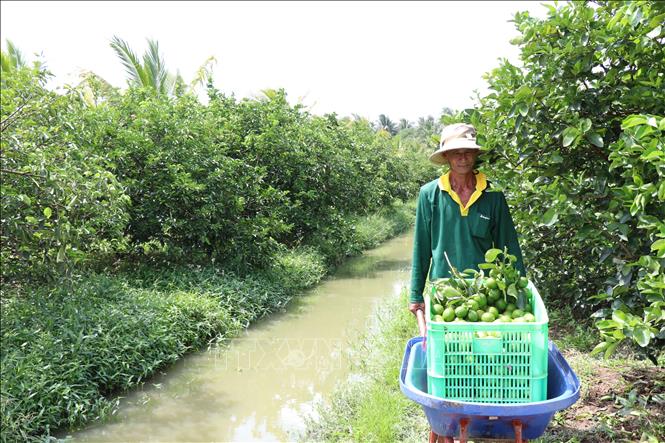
0,200 -> 415,443
303,293 -> 664,443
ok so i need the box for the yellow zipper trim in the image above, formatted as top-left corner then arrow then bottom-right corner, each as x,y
438,171 -> 487,216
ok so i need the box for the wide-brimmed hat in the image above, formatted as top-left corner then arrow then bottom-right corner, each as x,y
429,123 -> 481,165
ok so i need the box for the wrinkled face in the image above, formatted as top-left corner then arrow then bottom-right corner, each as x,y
443,149 -> 479,174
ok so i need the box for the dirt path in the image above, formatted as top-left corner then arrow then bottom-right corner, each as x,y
542,333 -> 665,442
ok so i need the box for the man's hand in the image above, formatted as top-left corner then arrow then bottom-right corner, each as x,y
408,302 -> 425,315
409,302 -> 427,341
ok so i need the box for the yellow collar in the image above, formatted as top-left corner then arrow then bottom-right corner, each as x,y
438,171 -> 487,216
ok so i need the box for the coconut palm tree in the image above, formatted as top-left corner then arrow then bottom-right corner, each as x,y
398,118 -> 412,132
110,36 -> 176,96
377,114 -> 398,136
110,36 -> 217,98
0,39 -> 27,74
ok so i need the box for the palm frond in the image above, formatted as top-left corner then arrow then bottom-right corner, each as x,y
110,35 -> 148,87
144,39 -> 170,95
6,39 -> 26,69
0,51 -> 11,74
189,56 -> 217,90
1,39 -> 26,74
261,88 -> 278,100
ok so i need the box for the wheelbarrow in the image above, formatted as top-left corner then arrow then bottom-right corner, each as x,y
399,336 -> 580,443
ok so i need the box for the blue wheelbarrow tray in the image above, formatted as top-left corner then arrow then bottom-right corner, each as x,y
399,337 -> 581,441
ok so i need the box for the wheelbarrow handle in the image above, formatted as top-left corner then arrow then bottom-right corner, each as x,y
416,309 -> 427,349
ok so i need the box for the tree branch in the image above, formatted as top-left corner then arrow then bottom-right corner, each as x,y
0,168 -> 44,178
0,101 -> 30,133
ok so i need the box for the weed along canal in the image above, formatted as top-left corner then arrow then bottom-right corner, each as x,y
68,231 -> 413,442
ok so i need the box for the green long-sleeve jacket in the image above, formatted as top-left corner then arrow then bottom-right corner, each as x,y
409,171 -> 525,303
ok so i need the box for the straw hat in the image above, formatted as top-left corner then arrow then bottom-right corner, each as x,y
429,123 -> 481,165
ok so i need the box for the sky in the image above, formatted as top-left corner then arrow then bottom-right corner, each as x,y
1,1 -> 552,123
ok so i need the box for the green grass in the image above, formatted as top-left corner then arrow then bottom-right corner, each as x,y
302,290 -> 430,443
547,305 -> 600,353
1,200 -> 417,443
353,200 -> 415,250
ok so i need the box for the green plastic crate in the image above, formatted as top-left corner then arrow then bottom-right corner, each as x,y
424,281 -> 548,403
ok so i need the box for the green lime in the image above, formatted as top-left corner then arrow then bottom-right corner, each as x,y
484,277 -> 498,290
467,300 -> 480,311
434,315 -> 444,322
505,303 -> 516,313
433,303 -> 444,315
512,316 -> 525,323
488,306 -> 499,317
476,294 -> 487,308
455,306 -> 468,319
524,303 -> 533,314
467,310 -> 479,322
476,309 -> 485,318
488,289 -> 500,302
523,313 -> 535,322
499,314 -> 513,323
481,312 -> 496,322
518,276 -> 529,288
442,307 -> 456,322
495,299 -> 507,312
511,309 -> 525,319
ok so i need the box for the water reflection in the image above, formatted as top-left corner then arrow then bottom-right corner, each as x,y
69,231 -> 414,442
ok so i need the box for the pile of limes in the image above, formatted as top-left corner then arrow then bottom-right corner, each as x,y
428,248 -> 536,324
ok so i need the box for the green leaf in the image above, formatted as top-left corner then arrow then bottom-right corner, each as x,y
541,208 -> 558,227
647,25 -> 662,39
586,132 -> 604,147
596,319 -> 619,329
612,310 -> 628,325
651,239 -> 665,258
515,85 -> 532,101
515,114 -> 524,131
621,115 -> 647,129
43,207 -> 52,219
484,248 -> 502,263
590,341 -> 610,356
604,341 -> 619,359
19,194 -> 32,206
562,127 -> 578,147
633,326 -> 651,347
507,284 -> 518,299
56,246 -> 66,263
518,103 -> 529,117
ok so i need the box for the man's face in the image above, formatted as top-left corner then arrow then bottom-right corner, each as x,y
443,149 -> 479,174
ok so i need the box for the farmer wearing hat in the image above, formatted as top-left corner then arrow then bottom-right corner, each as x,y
408,123 -> 525,315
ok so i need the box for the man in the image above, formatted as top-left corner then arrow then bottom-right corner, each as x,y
408,123 -> 525,316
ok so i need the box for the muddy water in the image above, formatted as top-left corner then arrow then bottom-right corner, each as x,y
69,231 -> 414,442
